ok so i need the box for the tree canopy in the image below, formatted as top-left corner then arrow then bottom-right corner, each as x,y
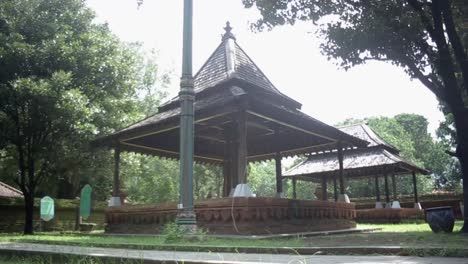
243,0 -> 468,232
0,0 -> 169,234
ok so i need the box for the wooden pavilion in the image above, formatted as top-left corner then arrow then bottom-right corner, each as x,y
284,124 -> 429,221
92,24 -> 368,234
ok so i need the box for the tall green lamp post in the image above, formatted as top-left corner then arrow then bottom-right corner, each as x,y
176,0 -> 197,232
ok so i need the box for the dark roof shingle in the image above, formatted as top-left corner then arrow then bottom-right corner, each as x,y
284,124 -> 428,179
339,124 -> 398,152
0,181 -> 23,198
284,148 -> 427,177
160,29 -> 300,110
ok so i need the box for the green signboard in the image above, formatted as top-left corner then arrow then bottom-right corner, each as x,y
80,184 -> 92,220
40,196 -> 54,222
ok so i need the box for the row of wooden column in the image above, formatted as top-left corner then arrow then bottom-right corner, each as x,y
374,171 -> 419,205
289,174 -> 346,201
285,144 -> 347,201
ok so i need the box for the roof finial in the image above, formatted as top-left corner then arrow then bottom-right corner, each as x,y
222,21 -> 236,41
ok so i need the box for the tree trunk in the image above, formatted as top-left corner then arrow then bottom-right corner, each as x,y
23,192 -> 34,235
453,110 -> 468,233
461,156 -> 468,233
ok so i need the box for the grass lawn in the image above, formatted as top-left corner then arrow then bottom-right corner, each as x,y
0,221 -> 467,257
303,221 -> 468,248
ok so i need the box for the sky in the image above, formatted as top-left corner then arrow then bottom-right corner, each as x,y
85,0 -> 445,135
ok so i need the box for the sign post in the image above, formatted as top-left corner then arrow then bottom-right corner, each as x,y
80,184 -> 92,220
40,196 -> 54,231
40,196 -> 54,221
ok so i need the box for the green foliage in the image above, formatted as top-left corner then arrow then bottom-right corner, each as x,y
194,164 -> 223,200
122,154 -> 178,204
121,154 -> 223,204
243,0 -> 468,232
0,0 -> 170,233
161,222 -> 207,243
248,161 -> 276,197
0,0 -> 170,202
161,222 -> 184,242
367,117 -> 419,165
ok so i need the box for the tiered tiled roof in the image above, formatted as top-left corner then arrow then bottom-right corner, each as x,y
284,124 -> 428,180
159,22 -> 300,111
339,124 -> 398,152
0,181 -> 23,198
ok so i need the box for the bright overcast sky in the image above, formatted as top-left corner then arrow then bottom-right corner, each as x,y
86,0 -> 444,134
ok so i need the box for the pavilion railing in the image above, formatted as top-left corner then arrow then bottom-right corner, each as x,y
105,197 -> 356,234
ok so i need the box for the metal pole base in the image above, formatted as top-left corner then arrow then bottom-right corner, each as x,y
275,192 -> 285,198
108,196 -> 121,207
391,201 -> 401,209
232,184 -> 254,197
176,210 -> 197,233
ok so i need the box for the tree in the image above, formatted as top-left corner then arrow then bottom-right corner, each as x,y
243,0 -> 468,232
248,161 -> 277,197
0,0 -> 167,234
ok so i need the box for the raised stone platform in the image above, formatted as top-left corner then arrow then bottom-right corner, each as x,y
105,197 -> 356,235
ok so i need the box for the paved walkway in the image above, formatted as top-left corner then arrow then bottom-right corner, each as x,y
0,242 -> 467,264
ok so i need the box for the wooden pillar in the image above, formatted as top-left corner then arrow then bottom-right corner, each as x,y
275,152 -> 283,194
374,175 -> 381,202
222,127 -> 233,197
222,159 -> 231,197
112,145 -> 121,197
292,178 -> 297,199
333,176 -> 338,201
236,109 -> 247,185
274,127 -> 283,195
384,173 -> 390,204
321,176 -> 328,201
392,173 -> 398,201
338,147 -> 345,194
230,140 -> 238,190
412,171 -> 419,203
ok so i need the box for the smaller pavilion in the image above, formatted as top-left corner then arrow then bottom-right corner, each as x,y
0,181 -> 23,199
284,124 -> 429,209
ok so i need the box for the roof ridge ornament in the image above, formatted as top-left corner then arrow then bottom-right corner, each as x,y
223,22 -> 236,77
222,21 -> 236,41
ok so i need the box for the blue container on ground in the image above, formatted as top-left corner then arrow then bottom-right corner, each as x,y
425,206 -> 455,233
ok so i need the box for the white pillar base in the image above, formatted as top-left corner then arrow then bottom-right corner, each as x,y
414,202 -> 422,210
391,200 -> 401,209
275,192 -> 285,198
108,196 -> 121,207
385,202 -> 392,208
232,184 -> 254,197
375,201 -> 384,209
460,202 -> 464,218
338,194 -> 350,203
